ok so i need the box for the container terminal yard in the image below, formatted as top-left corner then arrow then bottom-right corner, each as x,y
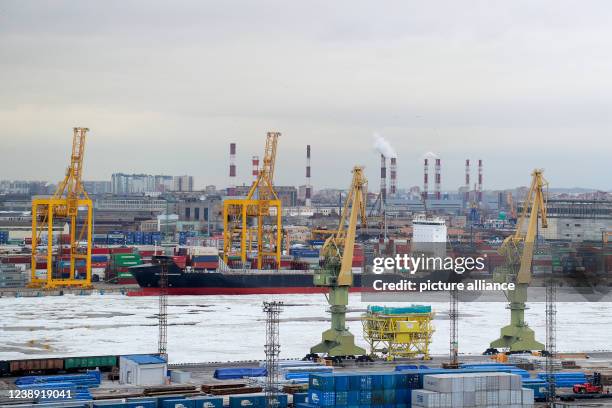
0,127 -> 610,408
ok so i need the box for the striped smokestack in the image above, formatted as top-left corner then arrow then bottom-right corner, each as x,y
390,157 -> 397,196
380,154 -> 387,204
435,158 -> 441,200
229,142 -> 236,195
478,159 -> 483,203
465,159 -> 471,202
422,158 -> 429,200
252,156 -> 259,181
305,145 -> 312,207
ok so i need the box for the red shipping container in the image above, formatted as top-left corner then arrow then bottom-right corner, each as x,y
352,260 -> 364,267
110,247 -> 133,254
192,262 -> 219,269
6,256 -> 30,263
91,262 -> 107,268
139,250 -> 155,257
92,247 -> 111,254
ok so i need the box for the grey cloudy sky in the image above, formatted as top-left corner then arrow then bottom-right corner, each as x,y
1,0 -> 610,190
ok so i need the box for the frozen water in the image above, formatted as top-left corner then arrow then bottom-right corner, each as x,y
0,293 -> 609,363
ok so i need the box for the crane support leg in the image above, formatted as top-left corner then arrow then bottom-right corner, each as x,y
311,286 -> 366,357
490,283 -> 544,352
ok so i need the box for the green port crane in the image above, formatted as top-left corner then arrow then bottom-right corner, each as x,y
308,166 -> 367,361
488,169 -> 548,353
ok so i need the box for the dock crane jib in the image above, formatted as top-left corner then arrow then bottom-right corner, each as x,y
309,166 -> 367,360
489,169 -> 548,353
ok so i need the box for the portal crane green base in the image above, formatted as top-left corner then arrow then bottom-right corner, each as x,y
490,283 -> 544,352
310,285 -> 366,357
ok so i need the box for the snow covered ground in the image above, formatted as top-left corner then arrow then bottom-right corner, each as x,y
0,293 -> 610,363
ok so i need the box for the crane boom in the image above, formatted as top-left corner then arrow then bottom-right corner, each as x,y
310,166 -> 367,359
489,169 -> 548,352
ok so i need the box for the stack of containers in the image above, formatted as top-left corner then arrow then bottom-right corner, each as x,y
412,372 -> 534,408
93,234 -> 108,245
55,257 -> 87,279
191,247 -> 219,269
178,231 -> 198,245
520,378 -> 547,400
107,231 -> 126,245
91,253 -> 109,281
352,244 -> 364,273
290,248 -> 321,268
305,371 -> 421,408
0,230 -> 9,244
0,263 -> 26,288
109,252 -> 141,284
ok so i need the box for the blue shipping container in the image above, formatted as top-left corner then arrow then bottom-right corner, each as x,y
190,397 -> 223,408
127,402 -> 155,408
334,374 -> 350,391
293,393 -> 308,405
229,395 -> 266,408
372,390 -> 384,404
358,391 -> 371,405
307,390 -> 335,407
309,373 -> 335,391
335,391 -> 348,406
162,400 -> 194,408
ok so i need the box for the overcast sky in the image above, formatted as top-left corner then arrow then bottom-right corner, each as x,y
1,1 -> 611,191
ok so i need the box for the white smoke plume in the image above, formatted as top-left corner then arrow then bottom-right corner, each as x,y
423,151 -> 438,160
372,133 -> 397,158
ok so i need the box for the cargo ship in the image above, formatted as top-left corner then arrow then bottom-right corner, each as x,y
128,257 -> 361,296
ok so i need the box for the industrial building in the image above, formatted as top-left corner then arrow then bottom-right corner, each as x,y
537,199 -> 612,241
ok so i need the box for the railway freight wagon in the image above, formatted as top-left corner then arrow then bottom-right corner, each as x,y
0,354 -> 156,376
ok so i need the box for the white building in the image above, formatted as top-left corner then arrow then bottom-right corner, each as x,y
412,215 -> 447,242
412,215 -> 447,259
119,355 -> 167,386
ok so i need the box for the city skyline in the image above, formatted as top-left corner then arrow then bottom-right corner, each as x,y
1,1 -> 611,190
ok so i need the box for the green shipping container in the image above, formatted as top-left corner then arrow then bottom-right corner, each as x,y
118,272 -> 133,278
64,355 -> 117,370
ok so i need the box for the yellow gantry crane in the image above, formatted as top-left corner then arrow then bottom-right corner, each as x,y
223,132 -> 282,269
489,169 -> 548,352
309,166 -> 367,360
30,128 -> 93,289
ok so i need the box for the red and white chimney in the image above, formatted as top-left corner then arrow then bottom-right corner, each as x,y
477,159 -> 483,203
252,156 -> 259,181
390,157 -> 397,196
465,159 -> 471,202
380,154 -> 387,204
305,145 -> 312,207
229,142 -> 236,195
422,158 -> 429,200
435,158 -> 441,200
